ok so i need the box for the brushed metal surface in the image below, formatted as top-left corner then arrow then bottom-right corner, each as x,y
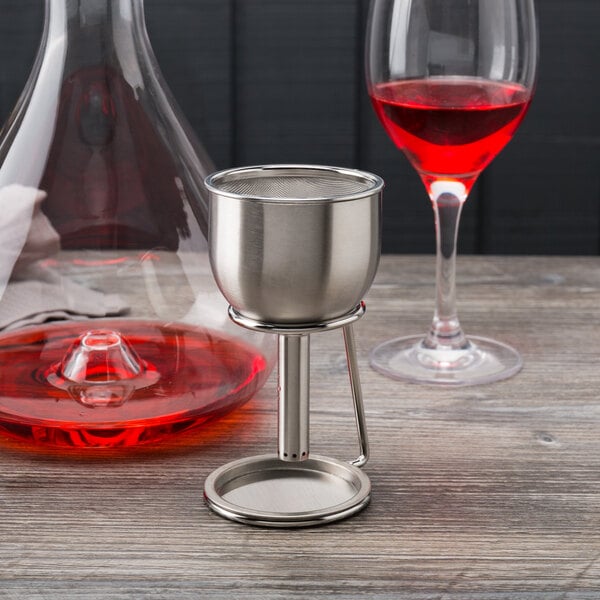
203,453 -> 371,528
206,165 -> 383,325
278,335 -> 310,462
204,165 -> 379,528
229,304 -> 370,470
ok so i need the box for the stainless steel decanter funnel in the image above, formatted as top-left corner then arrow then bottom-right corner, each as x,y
207,165 -> 381,324
203,165 -> 383,527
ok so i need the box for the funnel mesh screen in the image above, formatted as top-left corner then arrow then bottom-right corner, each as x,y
214,170 -> 376,201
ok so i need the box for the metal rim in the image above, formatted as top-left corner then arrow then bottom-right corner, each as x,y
204,164 -> 384,204
204,453 -> 371,528
228,302 -> 366,334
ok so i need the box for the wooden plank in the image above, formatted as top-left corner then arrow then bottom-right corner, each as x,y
2,256 -> 600,597
233,0 -> 359,167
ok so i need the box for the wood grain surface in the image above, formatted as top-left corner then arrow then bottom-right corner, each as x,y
2,255 -> 600,598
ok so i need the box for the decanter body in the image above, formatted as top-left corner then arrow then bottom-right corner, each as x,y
0,0 -> 274,448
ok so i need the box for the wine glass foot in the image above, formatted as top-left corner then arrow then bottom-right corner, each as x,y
370,335 -> 522,386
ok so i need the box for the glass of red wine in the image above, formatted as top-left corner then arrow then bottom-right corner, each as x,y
366,0 -> 538,385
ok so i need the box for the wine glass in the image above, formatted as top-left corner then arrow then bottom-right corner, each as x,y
365,0 -> 538,385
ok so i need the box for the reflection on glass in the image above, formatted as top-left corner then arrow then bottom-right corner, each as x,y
0,0 -> 275,448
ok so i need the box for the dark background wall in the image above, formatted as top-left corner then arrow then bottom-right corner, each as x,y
0,0 -> 598,254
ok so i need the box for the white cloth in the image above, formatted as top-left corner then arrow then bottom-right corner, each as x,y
0,184 -> 128,330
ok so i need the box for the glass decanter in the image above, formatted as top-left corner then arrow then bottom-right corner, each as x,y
0,0 -> 275,448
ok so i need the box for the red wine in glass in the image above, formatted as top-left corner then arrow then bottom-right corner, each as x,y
370,78 -> 533,192
0,321 -> 269,449
0,63 -> 273,448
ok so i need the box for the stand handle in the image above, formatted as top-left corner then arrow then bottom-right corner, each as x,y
240,305 -> 368,467
342,324 -> 370,468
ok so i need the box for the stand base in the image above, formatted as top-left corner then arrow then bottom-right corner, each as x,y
370,335 -> 522,386
204,454 -> 371,528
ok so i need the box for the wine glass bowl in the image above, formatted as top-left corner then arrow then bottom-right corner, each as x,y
366,0 -> 538,386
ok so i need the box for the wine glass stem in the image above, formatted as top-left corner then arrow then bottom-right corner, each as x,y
425,182 -> 469,350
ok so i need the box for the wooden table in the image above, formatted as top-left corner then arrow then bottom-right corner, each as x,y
2,255 -> 600,599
